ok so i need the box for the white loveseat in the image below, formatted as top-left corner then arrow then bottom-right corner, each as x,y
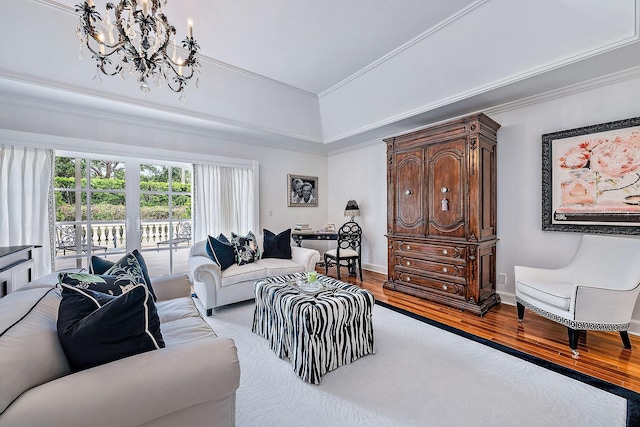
0,272 -> 240,427
189,235 -> 320,315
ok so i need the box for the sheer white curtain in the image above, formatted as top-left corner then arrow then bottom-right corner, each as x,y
193,164 -> 256,241
0,145 -> 54,277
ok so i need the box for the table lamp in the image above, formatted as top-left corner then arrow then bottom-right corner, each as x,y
344,200 -> 360,222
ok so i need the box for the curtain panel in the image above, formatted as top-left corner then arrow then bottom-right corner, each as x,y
193,164 -> 256,242
0,145 -> 54,277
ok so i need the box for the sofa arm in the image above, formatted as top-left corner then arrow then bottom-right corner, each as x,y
291,246 -> 321,272
0,337 -> 240,427
150,273 -> 192,301
189,255 -> 223,290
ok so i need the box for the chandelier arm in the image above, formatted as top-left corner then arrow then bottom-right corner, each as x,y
75,0 -> 200,96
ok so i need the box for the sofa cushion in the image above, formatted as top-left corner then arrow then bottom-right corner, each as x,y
156,296 -> 202,323
231,231 -> 260,266
58,272 -> 137,296
206,234 -> 236,271
257,258 -> 306,277
262,228 -> 292,259
221,262 -> 267,287
57,283 -> 165,371
161,316 -> 218,347
92,250 -> 156,300
516,280 -> 573,310
0,287 -> 71,414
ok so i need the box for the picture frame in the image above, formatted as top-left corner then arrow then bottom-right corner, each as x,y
542,116 -> 640,235
288,174 -> 318,207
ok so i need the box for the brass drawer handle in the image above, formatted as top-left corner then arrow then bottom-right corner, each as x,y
406,276 -> 411,282
442,267 -> 448,273
443,285 -> 448,291
407,245 -> 411,250
406,261 -> 411,266
442,249 -> 448,255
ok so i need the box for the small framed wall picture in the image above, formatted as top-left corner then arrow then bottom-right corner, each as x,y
288,174 -> 318,207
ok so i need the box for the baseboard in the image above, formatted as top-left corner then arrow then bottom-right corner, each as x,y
497,291 -> 640,337
362,263 -> 386,275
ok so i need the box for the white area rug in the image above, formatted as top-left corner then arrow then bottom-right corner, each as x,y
199,300 -> 627,427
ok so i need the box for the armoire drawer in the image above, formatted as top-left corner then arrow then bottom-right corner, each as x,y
395,256 -> 465,281
395,240 -> 466,263
393,271 -> 465,299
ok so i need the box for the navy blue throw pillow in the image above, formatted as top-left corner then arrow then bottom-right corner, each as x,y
262,228 -> 292,259
57,283 -> 165,371
206,234 -> 236,270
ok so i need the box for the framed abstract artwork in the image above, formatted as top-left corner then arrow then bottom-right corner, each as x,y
288,174 -> 318,207
542,116 -> 640,235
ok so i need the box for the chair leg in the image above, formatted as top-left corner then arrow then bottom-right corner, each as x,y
324,256 -> 329,276
568,328 -> 580,356
358,260 -> 363,281
336,261 -> 341,280
516,302 -> 525,321
620,331 -> 632,349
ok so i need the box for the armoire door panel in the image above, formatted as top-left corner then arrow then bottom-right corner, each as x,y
427,141 -> 466,239
395,149 -> 424,234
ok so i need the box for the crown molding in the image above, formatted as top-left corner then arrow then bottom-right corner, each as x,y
323,31 -> 640,145
318,0 -> 487,98
0,72 -> 324,147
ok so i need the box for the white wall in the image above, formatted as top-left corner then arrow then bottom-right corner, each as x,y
329,72 -> 640,330
327,143 -> 388,273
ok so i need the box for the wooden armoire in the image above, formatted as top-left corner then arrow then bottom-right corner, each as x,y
384,113 -> 501,316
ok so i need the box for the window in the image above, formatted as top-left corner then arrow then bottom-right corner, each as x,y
139,164 -> 192,276
53,155 -> 192,275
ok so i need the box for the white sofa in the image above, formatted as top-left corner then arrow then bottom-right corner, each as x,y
189,235 -> 320,315
0,272 -> 240,427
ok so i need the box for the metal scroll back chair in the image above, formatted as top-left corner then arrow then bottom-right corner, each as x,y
324,221 -> 363,281
56,224 -> 107,255
157,221 -> 192,249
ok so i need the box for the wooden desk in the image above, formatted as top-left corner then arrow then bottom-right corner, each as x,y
291,231 -> 338,247
0,245 -> 40,297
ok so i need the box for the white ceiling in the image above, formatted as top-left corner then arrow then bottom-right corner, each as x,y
55,0 -> 477,94
2,0 -> 640,151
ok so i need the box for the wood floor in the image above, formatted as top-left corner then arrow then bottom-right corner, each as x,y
320,267 -> 640,394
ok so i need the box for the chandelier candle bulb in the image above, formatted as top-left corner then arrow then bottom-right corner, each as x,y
188,19 -> 193,38
98,32 -> 105,54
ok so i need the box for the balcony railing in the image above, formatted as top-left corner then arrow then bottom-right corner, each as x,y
55,220 -> 192,254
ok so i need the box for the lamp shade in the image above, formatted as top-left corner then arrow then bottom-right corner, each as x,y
344,200 -> 360,218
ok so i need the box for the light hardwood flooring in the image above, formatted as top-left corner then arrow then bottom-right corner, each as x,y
319,266 -> 640,394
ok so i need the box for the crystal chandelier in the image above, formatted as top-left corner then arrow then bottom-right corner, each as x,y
75,0 -> 200,101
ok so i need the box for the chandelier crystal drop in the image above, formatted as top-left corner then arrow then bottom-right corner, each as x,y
75,0 -> 200,99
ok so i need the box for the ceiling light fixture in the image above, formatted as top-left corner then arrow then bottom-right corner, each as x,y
75,0 -> 200,101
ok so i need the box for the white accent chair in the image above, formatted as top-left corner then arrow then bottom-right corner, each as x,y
515,234 -> 640,356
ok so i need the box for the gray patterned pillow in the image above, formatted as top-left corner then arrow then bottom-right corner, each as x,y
231,231 -> 260,266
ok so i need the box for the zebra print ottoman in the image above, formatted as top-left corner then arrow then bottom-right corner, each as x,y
252,273 -> 375,384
